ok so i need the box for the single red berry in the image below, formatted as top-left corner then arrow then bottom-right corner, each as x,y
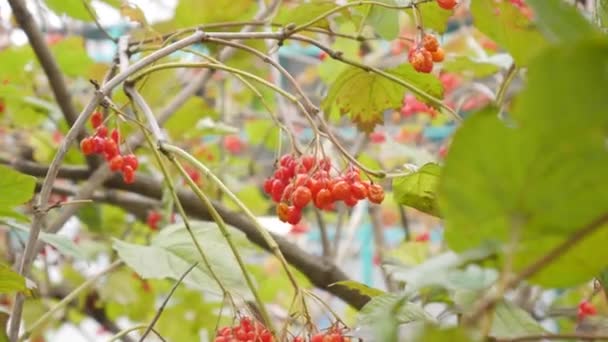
123,154 -> 139,171
223,135 -> 244,154
344,194 -> 358,207
423,34 -> 440,52
279,154 -> 293,167
286,206 -> 302,225
319,157 -> 332,171
92,136 -> 105,154
301,155 -> 316,171
122,165 -> 135,184
437,0 -> 457,10
370,131 -> 386,144
110,128 -> 120,144
271,179 -> 286,203
281,184 -> 295,202
431,47 -> 445,62
415,231 -> 430,242
277,202 -> 290,222
109,155 -> 124,172
368,184 -> 385,204
80,137 -> 95,155
314,188 -> 333,209
578,300 -> 597,320
263,178 -> 273,194
330,180 -> 350,201
95,125 -> 108,138
90,111 -> 103,129
408,47 -> 433,73
350,182 -> 368,200
103,138 -> 119,160
292,186 -> 312,208
318,51 -> 328,61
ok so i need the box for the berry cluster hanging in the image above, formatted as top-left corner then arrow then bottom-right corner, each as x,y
263,154 -> 385,225
80,111 -> 139,184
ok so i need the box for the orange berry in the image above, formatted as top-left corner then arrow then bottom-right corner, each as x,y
431,47 -> 445,62
423,35 -> 440,52
408,48 -> 433,73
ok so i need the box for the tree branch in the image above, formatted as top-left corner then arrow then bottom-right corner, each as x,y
12,159 -> 371,309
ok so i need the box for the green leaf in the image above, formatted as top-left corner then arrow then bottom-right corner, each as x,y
318,22 -> 359,84
386,247 -> 497,291
50,37 -> 94,77
0,264 -> 27,294
165,97 -> 217,140
0,45 -> 34,83
392,163 -> 441,217
386,241 -> 429,266
527,0 -> 598,43
274,1 -> 338,28
244,119 -> 280,151
329,280 -> 386,298
442,56 -> 502,78
470,0 -> 548,65
113,221 -> 252,296
414,325 -> 473,342
406,2 -> 453,34
77,204 -> 103,232
39,232 -> 87,260
45,0 -> 93,21
0,165 -> 36,208
174,0 -> 256,27
439,57 -> 608,290
358,293 -> 433,339
491,301 -> 547,338
322,64 -> 442,132
364,0 -> 399,39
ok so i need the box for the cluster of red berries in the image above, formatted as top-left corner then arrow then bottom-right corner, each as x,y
578,300 -> 597,320
214,317 -> 273,342
292,327 -> 350,342
263,154 -> 385,225
401,94 -> 437,118
409,34 -> 445,73
80,112 -> 139,184
436,0 -> 457,10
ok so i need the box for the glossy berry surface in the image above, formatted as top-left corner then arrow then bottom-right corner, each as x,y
408,48 -> 433,73
90,111 -> 103,129
422,34 -> 439,52
214,316 -> 273,342
437,0 -> 457,10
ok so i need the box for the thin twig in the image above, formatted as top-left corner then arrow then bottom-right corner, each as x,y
138,263 -> 198,342
18,261 -> 123,341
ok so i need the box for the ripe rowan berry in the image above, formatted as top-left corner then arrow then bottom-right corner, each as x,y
368,183 -> 385,204
80,137 -> 95,155
437,0 -> 457,10
330,180 -> 350,201
90,111 -> 103,129
110,129 -> 120,144
408,48 -> 433,73
423,34 -> 439,52
292,186 -> 312,208
314,188 -> 333,209
109,155 -> 124,171
123,154 -> 139,171
431,47 -> 445,62
122,165 -> 135,184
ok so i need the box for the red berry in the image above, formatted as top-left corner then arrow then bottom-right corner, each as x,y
437,0 -> 457,10
431,47 -> 445,62
314,188 -> 333,209
578,300 -> 597,320
318,51 -> 328,61
330,180 -> 350,201
279,154 -> 294,167
319,157 -> 332,171
123,154 -> 138,171
271,179 -> 286,203
95,125 -> 108,138
282,184 -> 295,202
292,186 -> 312,208
408,48 -> 433,73
109,155 -> 124,171
263,178 -> 273,194
80,137 -> 95,155
350,182 -> 368,200
301,155 -> 316,171
423,34 -> 440,52
277,202 -> 290,222
92,136 -> 105,154
122,165 -> 135,184
147,211 -> 162,230
110,129 -> 120,144
103,138 -> 119,160
344,194 -> 358,207
90,111 -> 103,129
286,206 -> 302,224
311,334 -> 324,342
223,135 -> 244,154
368,184 -> 385,204
415,231 -> 430,242
370,131 -> 386,144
